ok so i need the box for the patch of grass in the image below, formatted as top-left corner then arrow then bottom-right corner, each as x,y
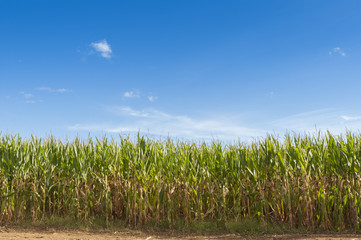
11,216 -> 128,233
226,218 -> 264,234
6,217 -> 338,237
226,218 -> 309,235
174,220 -> 224,234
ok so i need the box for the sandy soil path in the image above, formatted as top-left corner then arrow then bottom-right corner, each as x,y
2,227 -> 361,239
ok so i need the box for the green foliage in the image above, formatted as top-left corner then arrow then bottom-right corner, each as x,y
1,132 -> 361,230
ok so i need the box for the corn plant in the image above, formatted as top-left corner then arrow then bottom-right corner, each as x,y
1,132 -> 361,230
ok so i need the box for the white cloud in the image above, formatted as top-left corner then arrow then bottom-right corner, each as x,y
25,99 -> 40,104
271,109 -> 334,132
20,91 -> 33,99
90,39 -> 112,59
68,124 -> 140,133
69,106 -> 266,141
19,91 -> 42,104
148,96 -> 158,102
38,87 -> 71,93
68,105 -> 361,141
123,91 -> 157,102
123,91 -> 140,98
270,109 -> 361,134
341,115 -> 361,121
329,47 -> 346,57
106,106 -> 150,118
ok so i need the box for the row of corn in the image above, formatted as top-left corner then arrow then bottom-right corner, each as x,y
1,132 -> 361,229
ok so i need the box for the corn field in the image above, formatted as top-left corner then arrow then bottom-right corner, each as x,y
1,132 -> 361,230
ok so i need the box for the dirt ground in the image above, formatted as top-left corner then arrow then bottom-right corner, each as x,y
2,227 -> 361,240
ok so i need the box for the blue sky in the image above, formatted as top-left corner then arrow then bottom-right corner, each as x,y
1,0 -> 361,142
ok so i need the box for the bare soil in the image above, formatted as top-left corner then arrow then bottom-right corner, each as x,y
1,227 -> 361,240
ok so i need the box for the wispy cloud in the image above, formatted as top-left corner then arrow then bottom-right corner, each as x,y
69,106 -> 266,141
271,109 -> 336,132
38,87 -> 71,93
123,91 -> 140,98
266,91 -> 274,98
19,91 -> 42,104
341,115 -> 361,121
148,96 -> 158,102
90,39 -> 112,59
25,100 -> 39,104
270,109 -> 361,134
68,104 -> 361,141
106,106 -> 150,118
329,47 -> 346,57
68,124 -> 140,133
123,91 -> 157,102
20,91 -> 33,99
